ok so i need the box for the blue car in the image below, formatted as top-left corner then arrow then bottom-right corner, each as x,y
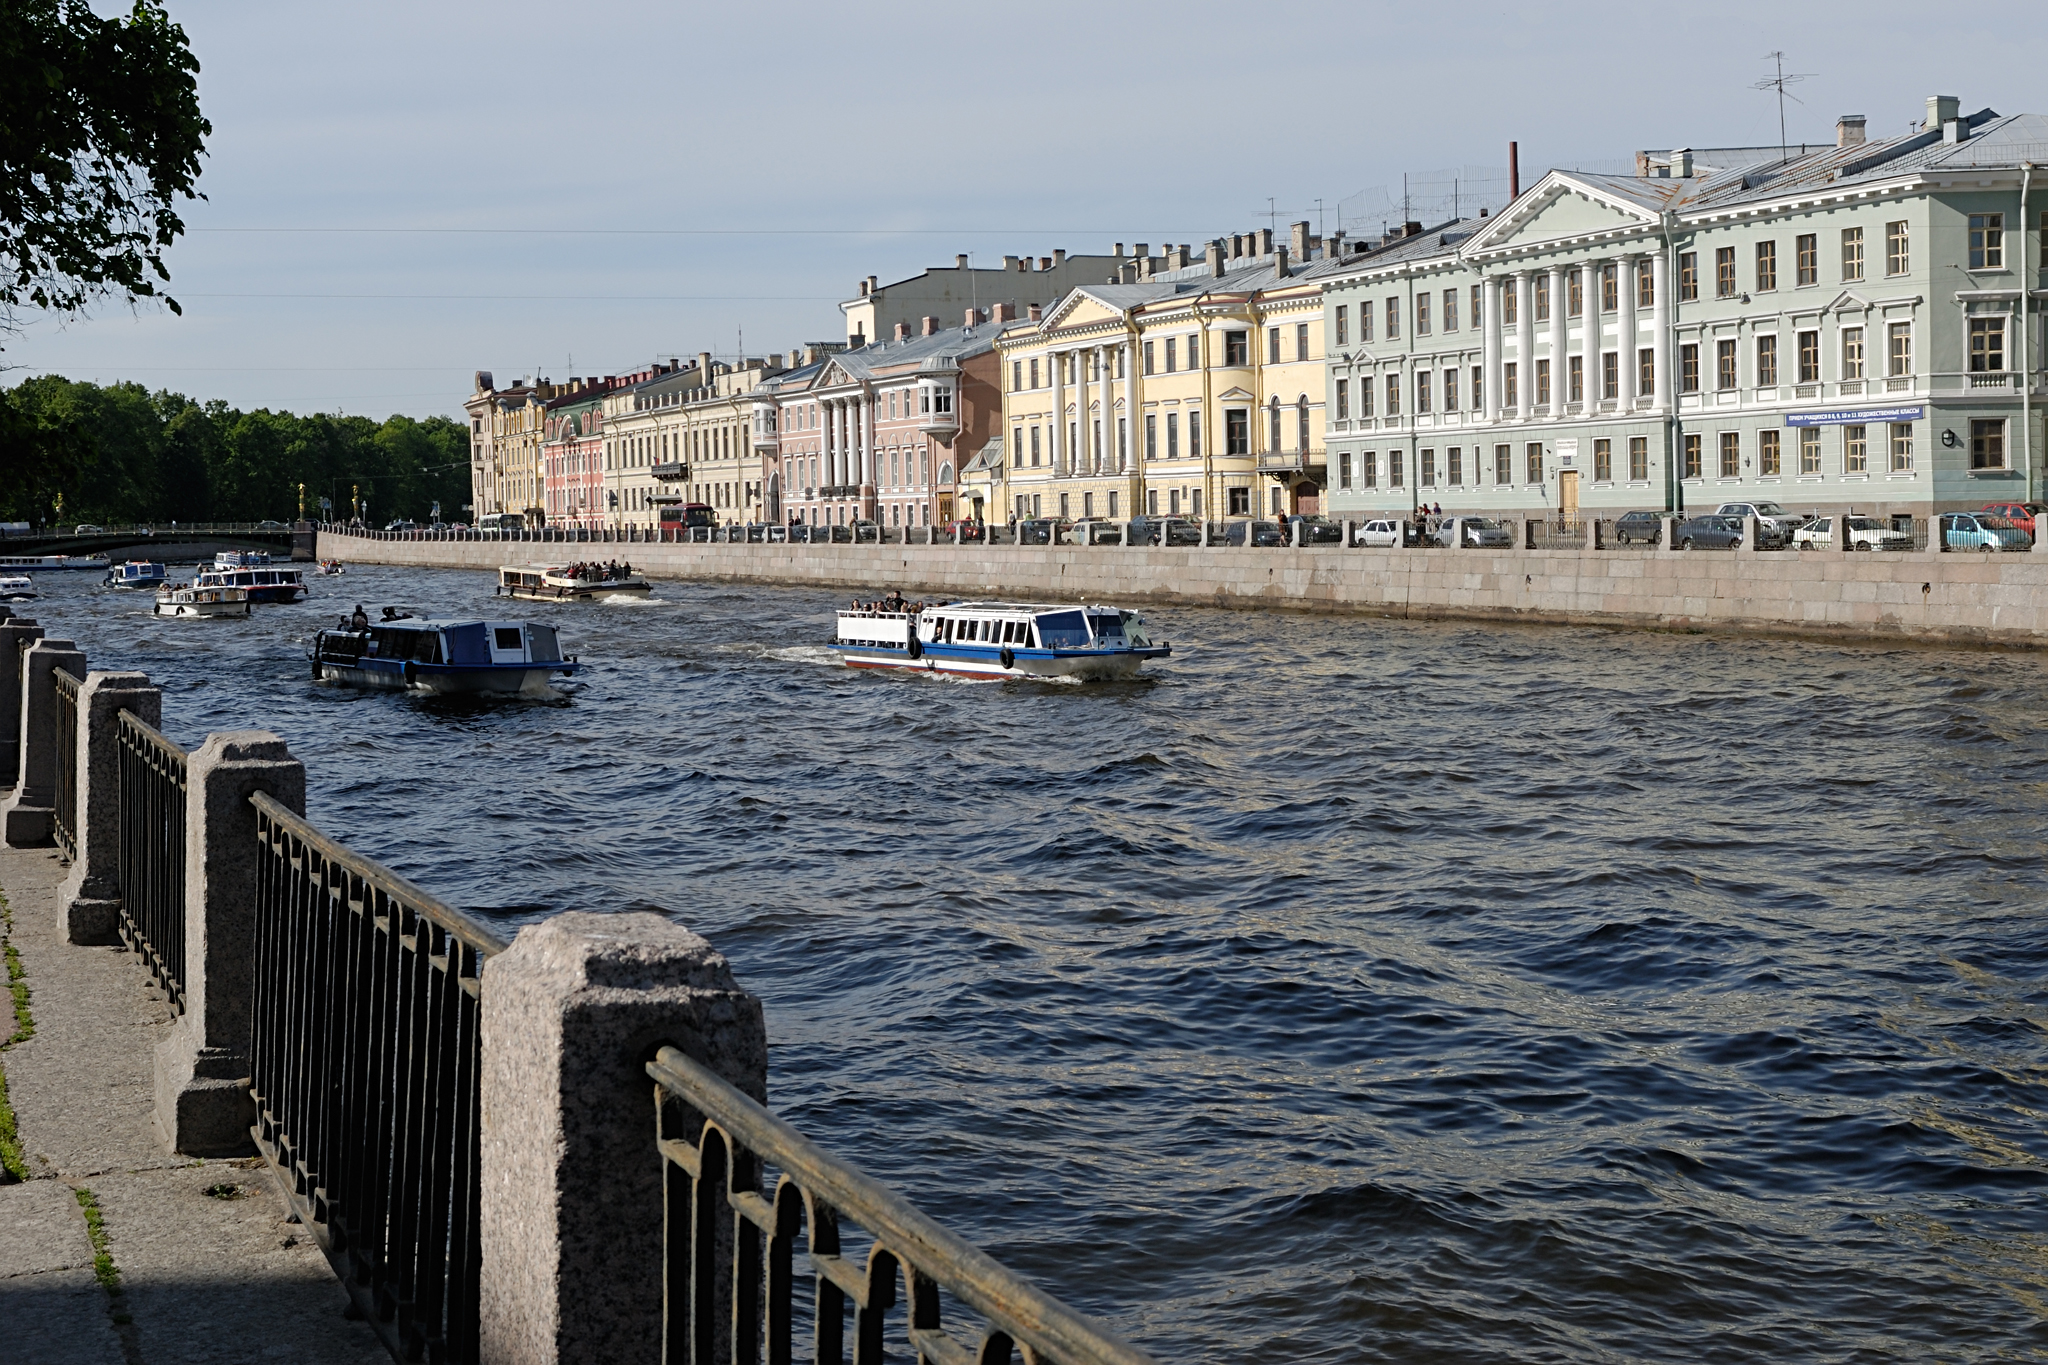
1940,512 -> 2031,552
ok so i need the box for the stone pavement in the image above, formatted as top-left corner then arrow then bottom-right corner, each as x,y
0,845 -> 386,1365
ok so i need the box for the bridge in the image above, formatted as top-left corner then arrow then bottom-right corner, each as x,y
0,522 -> 314,562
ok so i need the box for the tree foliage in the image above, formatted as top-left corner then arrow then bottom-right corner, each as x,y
0,1 -> 208,321
0,377 -> 470,527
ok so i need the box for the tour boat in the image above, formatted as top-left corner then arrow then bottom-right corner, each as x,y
496,563 -> 652,601
315,560 -> 345,576
0,576 -> 34,601
214,550 -> 272,568
154,585 -> 251,619
833,600 -> 1171,680
0,554 -> 110,572
194,560 -> 307,603
104,560 -> 168,589
308,616 -> 579,695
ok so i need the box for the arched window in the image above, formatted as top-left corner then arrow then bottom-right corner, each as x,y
938,461 -> 955,484
1297,395 -> 1310,452
1269,397 -> 1281,453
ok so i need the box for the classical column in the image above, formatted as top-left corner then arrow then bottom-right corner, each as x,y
1650,252 -> 1672,411
1615,255 -> 1639,413
1514,271 -> 1535,421
1096,346 -> 1111,475
1048,350 -> 1064,475
1481,277 -> 1502,423
1547,264 -> 1567,413
1122,340 -> 1137,474
860,393 -> 874,489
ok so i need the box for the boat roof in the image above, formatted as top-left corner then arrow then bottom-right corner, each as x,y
358,617 -> 539,630
914,601 -> 1133,613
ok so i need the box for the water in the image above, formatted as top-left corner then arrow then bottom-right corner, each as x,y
38,564 -> 2048,1362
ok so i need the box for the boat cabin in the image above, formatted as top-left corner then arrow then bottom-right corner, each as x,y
917,605 -> 1146,650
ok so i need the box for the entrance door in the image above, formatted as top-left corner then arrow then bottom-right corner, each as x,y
1559,469 -> 1579,522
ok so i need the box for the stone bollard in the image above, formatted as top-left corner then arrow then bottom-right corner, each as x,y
1837,509 -> 1855,554
0,612 -> 45,787
1739,515 -> 1759,552
1342,519 -> 1354,549
2,638 -> 85,847
1523,518 -> 1540,550
478,911 -> 767,1365
56,672 -> 160,945
1586,518 -> 1602,551
1448,517 -> 1465,550
2032,514 -> 2048,554
1661,514 -> 1680,551
155,731 -> 306,1156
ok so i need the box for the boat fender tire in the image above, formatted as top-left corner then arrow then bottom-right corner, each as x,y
907,635 -> 922,660
403,660 -> 417,688
999,647 -> 1014,671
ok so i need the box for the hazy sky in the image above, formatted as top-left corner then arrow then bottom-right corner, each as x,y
14,1 -> 2048,419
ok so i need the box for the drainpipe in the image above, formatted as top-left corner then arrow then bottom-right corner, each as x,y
1660,209 -> 1684,517
2022,163 -> 2034,503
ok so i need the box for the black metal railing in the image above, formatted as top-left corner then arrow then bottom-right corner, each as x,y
116,710 -> 187,1010
649,1045 -> 1155,1365
52,667 -> 79,862
249,791 -> 508,1365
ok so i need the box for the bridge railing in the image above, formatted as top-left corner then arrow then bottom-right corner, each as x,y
116,711 -> 187,1011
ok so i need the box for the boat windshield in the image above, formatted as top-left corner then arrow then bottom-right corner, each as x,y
1085,612 -> 1124,641
1120,611 -> 1151,647
1036,610 -> 1089,648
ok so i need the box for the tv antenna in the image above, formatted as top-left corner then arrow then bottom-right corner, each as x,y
1752,52 -> 1814,162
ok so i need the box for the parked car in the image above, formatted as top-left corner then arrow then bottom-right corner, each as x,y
1220,519 -> 1287,547
1975,501 -> 2046,535
383,520 -> 418,533
1125,515 -> 1203,546
940,519 -> 985,542
1939,512 -> 2032,552
256,519 -> 291,531
1713,500 -> 1808,539
1060,519 -> 1124,545
1280,514 -> 1346,544
764,524 -> 788,543
1673,515 -> 1746,549
72,523 -> 105,535
1793,515 -> 1912,551
850,518 -> 881,542
1352,518 -> 1404,547
1432,517 -> 1514,548
1016,517 -> 1070,545
1611,510 -> 1675,545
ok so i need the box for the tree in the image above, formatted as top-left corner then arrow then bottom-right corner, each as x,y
0,1 -> 209,323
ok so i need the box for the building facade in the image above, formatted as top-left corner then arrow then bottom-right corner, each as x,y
841,249 -> 1124,349
1324,98 -> 2048,525
540,386 -> 610,530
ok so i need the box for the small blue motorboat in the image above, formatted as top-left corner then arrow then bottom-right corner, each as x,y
104,560 -> 167,589
309,612 -> 578,695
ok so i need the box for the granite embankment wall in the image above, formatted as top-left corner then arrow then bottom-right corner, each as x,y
323,531 -> 2048,648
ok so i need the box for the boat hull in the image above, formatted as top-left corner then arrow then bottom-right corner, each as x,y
832,643 -> 1166,680
316,659 -> 575,696
501,582 -> 652,602
155,600 -> 249,619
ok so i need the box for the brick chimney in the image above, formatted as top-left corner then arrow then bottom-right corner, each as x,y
894,322 -> 912,342
991,302 -> 1017,323
1207,241 -> 1226,276
964,307 -> 984,327
1027,304 -> 1042,322
1052,249 -> 1066,266
1275,246 -> 1289,277
1925,95 -> 1960,130
957,254 -> 970,268
921,316 -> 940,336
1836,114 -> 1867,147
1291,221 -> 1312,258
1257,227 -> 1274,256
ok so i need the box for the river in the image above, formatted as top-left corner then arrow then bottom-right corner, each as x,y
37,563 -> 2048,1362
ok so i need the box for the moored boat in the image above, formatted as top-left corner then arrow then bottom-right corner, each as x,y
195,559 -> 307,603
496,562 -> 652,601
833,599 -> 1170,680
309,615 -> 578,695
154,585 -> 251,618
315,560 -> 345,576
0,575 -> 34,601
104,560 -> 168,589
0,554 -> 110,572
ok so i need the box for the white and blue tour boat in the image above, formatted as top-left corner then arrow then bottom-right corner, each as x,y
196,551 -> 307,603
0,576 -> 34,601
833,600 -> 1170,680
496,562 -> 652,601
309,615 -> 579,695
104,560 -> 167,589
0,554 -> 110,572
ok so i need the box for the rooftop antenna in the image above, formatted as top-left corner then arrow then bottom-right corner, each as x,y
1314,198 -> 1324,242
1752,52 -> 1814,162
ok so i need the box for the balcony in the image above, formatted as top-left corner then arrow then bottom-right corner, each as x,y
1256,448 -> 1326,476
651,461 -> 688,482
753,431 -> 778,451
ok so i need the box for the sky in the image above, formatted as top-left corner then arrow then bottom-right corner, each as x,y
12,0 -> 2048,420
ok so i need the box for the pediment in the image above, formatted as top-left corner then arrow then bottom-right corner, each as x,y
1045,289 -> 1127,330
1463,173 -> 1661,257
1216,385 -> 1255,402
1824,289 -> 1875,313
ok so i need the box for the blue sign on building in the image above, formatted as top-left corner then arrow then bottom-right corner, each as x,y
1785,405 -> 1925,427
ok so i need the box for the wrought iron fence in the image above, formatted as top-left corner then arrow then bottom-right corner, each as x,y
116,710 -> 187,1011
249,791 -> 508,1365
648,1045 -> 1155,1365
52,667 -> 79,862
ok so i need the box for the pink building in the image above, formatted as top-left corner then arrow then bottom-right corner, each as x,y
541,381 -> 611,530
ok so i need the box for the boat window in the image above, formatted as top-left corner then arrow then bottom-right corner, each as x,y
1037,611 -> 1089,648
526,624 -> 561,663
410,632 -> 442,663
1087,612 -> 1125,640
1120,612 -> 1152,647
493,627 -> 524,651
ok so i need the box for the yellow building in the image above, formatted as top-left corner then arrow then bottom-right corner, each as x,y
988,226 -> 1333,527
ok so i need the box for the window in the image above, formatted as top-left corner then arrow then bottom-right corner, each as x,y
1534,273 -> 1550,321
1972,418 -> 2006,469
1335,305 -> 1349,346
1358,377 -> 1373,418
1602,351 -> 1619,400
1756,240 -> 1777,291
1890,422 -> 1914,472
1335,379 -> 1350,422
1165,338 -> 1177,373
1385,374 -> 1401,415
1844,424 -> 1867,473
1144,414 -> 1157,460
1502,283 -> 1517,326
1638,348 -> 1655,397
1338,451 -> 1352,489
1568,268 -> 1584,317
1716,246 -> 1737,297
1841,327 -> 1864,380
1637,262 -> 1654,309
1386,297 -> 1401,339
1030,425 -> 1041,466
1678,251 -> 1698,301
1359,305 -> 1373,343
1759,429 -> 1781,476
1443,288 -> 1459,332
1188,410 -> 1201,458
1629,435 -> 1648,481
1719,431 -> 1740,477
1887,322 -> 1912,377
1011,426 -> 1023,468
1421,448 -> 1436,487
1841,226 -> 1863,281
1297,397 -> 1309,451
1083,492 -> 1094,518
1495,444 -> 1512,484
1969,316 -> 2006,372
1717,338 -> 1738,390
1225,409 -> 1248,454
1362,452 -> 1378,487
1225,331 -> 1248,365
1269,327 -> 1282,364
1012,360 -> 1023,392
1602,263 -> 1619,312
1471,284 -> 1483,331
1797,330 -> 1820,384
1389,450 -> 1404,486
1228,486 -> 1250,514
1969,213 -> 2004,269
1796,233 -> 1817,286
1417,370 -> 1432,413
1535,358 -> 1550,407
1472,365 -> 1483,412
1415,294 -> 1430,335
1525,442 -> 1544,485
1799,427 -> 1821,474
1502,362 -> 1517,408
1443,368 -> 1459,411
1593,437 -> 1612,482
1269,400 -> 1281,453
1683,432 -> 1702,479
1448,447 -> 1463,485
1569,355 -> 1583,403
1166,412 -> 1179,459
1885,221 -> 1908,276
1143,341 -> 1155,375
1756,334 -> 1778,387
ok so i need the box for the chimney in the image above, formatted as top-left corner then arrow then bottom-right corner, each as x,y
957,254 -> 971,269
475,370 -> 494,391
1038,256 -> 1052,271
1329,230 -> 1347,255
1672,147 -> 1693,178
964,307 -> 983,327
858,279 -> 870,296
1052,249 -> 1066,266
1114,242 -> 1125,258
921,316 -> 940,336
698,350 -> 712,381
668,357 -> 679,369
1925,95 -> 1960,131
1836,114 -> 1867,147
1001,254 -> 1017,270
1229,233 -> 1243,258
1944,117 -> 1970,144
1509,141 -> 1519,199
894,322 -> 912,342
767,354 -> 783,369
1404,221 -> 1423,237
991,302 -> 1017,323
1291,221 -> 1311,258
1134,243 -> 1148,261
1274,245 -> 1290,277
1257,227 -> 1273,256
1027,304 -> 1043,322
1207,241 -> 1226,276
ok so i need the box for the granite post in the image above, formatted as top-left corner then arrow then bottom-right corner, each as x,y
1660,515 -> 1679,551
1523,518 -> 1540,550
0,611 -> 44,787
154,731 -> 306,1156
2033,513 -> 2048,553
478,911 -> 768,1365
1837,510 -> 1854,553
2,638 -> 84,847
56,672 -> 160,945
1586,517 -> 1602,550
1740,515 -> 1759,552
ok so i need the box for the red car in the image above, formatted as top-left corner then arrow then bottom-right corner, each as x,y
939,519 -> 985,542
1975,502 -> 2046,534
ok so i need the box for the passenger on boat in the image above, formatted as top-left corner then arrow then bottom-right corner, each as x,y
350,604 -> 369,630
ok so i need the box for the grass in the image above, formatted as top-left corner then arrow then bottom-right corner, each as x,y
0,891 -> 29,1182
74,1185 -> 129,1321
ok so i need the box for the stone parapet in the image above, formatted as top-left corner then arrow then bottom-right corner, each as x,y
2,638 -> 84,847
56,671 -> 160,945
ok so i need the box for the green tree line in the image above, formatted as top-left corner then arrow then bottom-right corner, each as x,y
0,375 -> 470,527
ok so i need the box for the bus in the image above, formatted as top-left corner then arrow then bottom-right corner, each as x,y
658,503 -> 715,533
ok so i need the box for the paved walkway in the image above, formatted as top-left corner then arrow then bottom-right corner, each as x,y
0,846 -> 386,1364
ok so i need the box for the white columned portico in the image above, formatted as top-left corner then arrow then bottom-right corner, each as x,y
860,392 -> 874,490
1481,276 -> 1502,423
1616,256 -> 1639,414
1650,252 -> 1672,411
1547,264 -> 1567,412
1121,339 -> 1136,474
1514,271 -> 1535,421
1090,346 -> 1105,475
1579,260 -> 1602,405
1050,350 -> 1066,475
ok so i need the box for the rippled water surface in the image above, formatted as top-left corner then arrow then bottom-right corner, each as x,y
38,563 -> 2048,1362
